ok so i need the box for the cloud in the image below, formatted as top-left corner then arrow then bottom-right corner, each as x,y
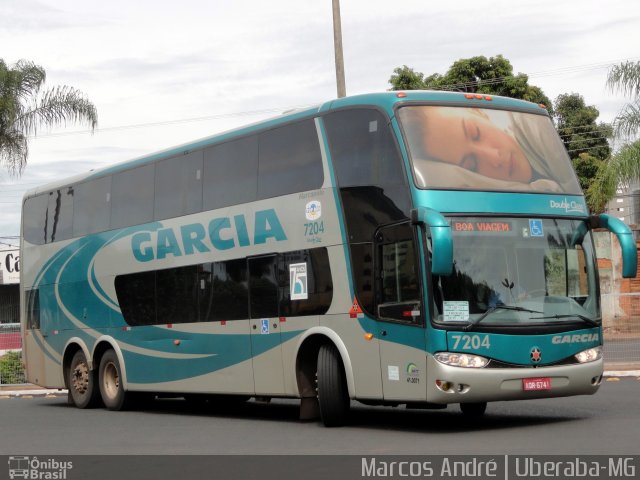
0,0 -> 103,33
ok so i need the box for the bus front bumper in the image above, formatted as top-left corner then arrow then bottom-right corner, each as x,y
425,355 -> 604,404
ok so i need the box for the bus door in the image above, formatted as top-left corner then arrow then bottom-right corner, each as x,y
248,255 -> 286,395
374,222 -> 427,401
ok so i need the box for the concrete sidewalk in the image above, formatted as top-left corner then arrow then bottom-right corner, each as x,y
1,370 -> 638,398
0,385 -> 67,397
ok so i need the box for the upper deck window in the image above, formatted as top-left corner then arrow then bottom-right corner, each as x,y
397,106 -> 582,194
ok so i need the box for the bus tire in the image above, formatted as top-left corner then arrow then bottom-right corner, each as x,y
460,402 -> 487,417
317,343 -> 349,427
98,349 -> 129,411
67,350 -> 100,408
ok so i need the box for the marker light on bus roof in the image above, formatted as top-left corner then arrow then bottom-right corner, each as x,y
463,94 -> 492,101
396,92 -> 407,98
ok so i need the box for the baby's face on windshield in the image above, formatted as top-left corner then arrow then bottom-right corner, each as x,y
415,107 -> 533,183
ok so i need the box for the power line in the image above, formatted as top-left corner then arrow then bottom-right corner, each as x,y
564,135 -> 612,148
558,127 -> 613,138
28,106 -> 312,140
17,56 -> 640,142
428,57 -> 640,92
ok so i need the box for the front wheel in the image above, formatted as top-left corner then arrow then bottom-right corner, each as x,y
99,349 -> 130,411
67,350 -> 100,408
460,402 -> 487,417
317,343 -> 350,427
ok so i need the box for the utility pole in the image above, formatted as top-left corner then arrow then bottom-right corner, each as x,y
332,0 -> 346,98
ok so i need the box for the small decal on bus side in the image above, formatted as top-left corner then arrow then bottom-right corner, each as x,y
290,263 -> 308,300
451,334 -> 491,350
305,201 -> 322,221
260,319 -> 269,334
388,366 -> 400,381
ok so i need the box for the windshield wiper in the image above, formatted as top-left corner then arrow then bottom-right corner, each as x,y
528,314 -> 600,327
464,305 -> 543,331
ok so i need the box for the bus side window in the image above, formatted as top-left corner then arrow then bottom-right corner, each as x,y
25,289 -> 40,330
376,223 -> 421,323
278,248 -> 334,317
23,194 -> 49,245
257,119 -> 323,199
73,176 -> 112,237
114,271 -> 156,326
324,108 -> 411,316
199,259 -> 249,322
154,150 -> 203,220
110,164 -> 155,230
248,256 -> 279,318
203,136 -> 259,210
156,266 -> 199,324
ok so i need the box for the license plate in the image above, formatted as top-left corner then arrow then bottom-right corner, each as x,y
522,377 -> 551,391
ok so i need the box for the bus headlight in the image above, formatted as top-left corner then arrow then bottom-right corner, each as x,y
574,346 -> 602,363
434,352 -> 489,368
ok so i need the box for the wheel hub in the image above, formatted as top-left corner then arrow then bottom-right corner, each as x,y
72,363 -> 89,395
103,362 -> 119,400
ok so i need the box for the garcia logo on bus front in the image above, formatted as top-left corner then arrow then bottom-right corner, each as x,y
131,208 -> 287,262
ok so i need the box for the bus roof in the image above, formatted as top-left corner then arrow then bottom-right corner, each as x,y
24,90 -> 549,199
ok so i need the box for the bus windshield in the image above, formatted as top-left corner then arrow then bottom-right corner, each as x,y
397,106 -> 582,194
432,217 -> 600,327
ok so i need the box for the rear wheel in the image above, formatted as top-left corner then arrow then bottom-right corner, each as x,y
99,349 -> 130,411
67,350 -> 100,408
317,343 -> 350,427
460,402 -> 487,417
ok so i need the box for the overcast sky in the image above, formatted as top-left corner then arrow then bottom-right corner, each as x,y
1,0 -> 639,241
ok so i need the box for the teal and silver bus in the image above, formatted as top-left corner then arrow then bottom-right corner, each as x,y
20,91 -> 637,426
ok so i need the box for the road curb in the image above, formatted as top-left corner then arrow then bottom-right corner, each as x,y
0,389 -> 67,398
604,370 -> 640,377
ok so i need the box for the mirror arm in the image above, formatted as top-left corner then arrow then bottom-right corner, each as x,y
595,214 -> 638,278
411,207 -> 453,276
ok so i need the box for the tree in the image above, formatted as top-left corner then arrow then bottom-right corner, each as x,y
586,61 -> 640,212
554,93 -> 612,160
553,93 -> 612,195
607,61 -> 640,138
389,55 -> 553,114
0,59 -> 98,176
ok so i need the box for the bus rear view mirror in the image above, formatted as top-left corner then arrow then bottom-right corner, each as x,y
590,214 -> 638,278
411,207 -> 453,276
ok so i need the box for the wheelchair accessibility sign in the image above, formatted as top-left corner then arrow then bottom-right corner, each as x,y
261,319 -> 270,334
529,219 -> 544,237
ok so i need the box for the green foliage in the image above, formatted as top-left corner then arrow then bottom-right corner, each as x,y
583,61 -> 640,213
607,61 -> 640,138
572,153 -> 605,192
389,65 -> 428,91
587,140 -> 640,214
389,55 -> 553,114
554,93 -> 612,160
0,59 -> 98,176
0,350 -> 25,384
552,93 -> 612,200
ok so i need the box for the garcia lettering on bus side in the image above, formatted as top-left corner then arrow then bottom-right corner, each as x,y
131,208 -> 287,262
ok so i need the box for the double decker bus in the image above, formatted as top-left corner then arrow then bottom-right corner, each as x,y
20,91 -> 636,426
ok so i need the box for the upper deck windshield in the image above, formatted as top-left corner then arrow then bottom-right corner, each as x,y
397,106 -> 582,194
432,217 -> 600,328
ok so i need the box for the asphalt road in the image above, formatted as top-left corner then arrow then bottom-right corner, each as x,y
0,377 -> 638,456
